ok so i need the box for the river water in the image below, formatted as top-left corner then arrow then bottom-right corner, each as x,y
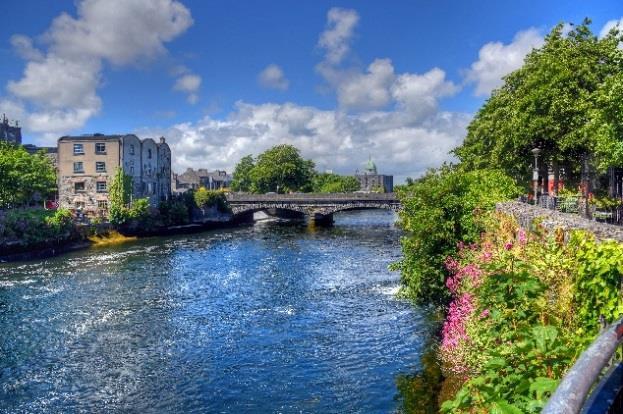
0,210 -> 434,413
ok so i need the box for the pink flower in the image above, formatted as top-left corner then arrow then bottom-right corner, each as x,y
441,293 -> 475,350
480,250 -> 493,262
504,241 -> 513,251
480,309 -> 490,318
517,229 -> 527,245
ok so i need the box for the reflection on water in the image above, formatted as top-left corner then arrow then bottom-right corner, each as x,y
0,210 -> 435,413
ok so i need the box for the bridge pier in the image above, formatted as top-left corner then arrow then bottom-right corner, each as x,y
312,213 -> 334,226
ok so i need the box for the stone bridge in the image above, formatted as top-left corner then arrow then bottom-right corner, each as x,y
226,193 -> 401,224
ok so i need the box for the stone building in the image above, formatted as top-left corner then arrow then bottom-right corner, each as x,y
0,114 -> 22,144
57,134 -> 171,216
172,168 -> 232,193
355,157 -> 394,193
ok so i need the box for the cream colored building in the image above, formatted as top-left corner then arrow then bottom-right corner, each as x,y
57,134 -> 171,216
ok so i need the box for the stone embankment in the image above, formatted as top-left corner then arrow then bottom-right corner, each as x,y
497,201 -> 623,242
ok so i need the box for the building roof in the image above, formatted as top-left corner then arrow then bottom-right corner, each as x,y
363,156 -> 378,174
58,133 -> 127,142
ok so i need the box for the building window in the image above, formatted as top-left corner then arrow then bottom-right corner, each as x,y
74,182 -> 85,193
129,144 -> 135,155
96,182 -> 107,193
73,162 -> 84,173
148,148 -> 152,159
130,166 -> 134,174
95,143 -> 106,154
97,200 -> 108,209
73,143 -> 84,155
96,161 -> 106,173
75,201 -> 86,209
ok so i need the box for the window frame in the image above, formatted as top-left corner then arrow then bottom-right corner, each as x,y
73,143 -> 84,155
73,161 -> 84,173
95,142 -> 106,154
95,161 -> 106,173
74,182 -> 85,193
96,181 -> 107,193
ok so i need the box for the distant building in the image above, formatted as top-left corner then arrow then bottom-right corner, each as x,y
355,157 -> 393,192
172,168 -> 232,193
57,134 -> 171,216
0,114 -> 22,144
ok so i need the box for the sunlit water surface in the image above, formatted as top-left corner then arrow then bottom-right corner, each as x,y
0,210 -> 434,413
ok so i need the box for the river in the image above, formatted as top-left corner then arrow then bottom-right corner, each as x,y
0,210 -> 434,413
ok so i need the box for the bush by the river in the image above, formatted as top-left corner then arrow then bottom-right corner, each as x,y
393,167 -> 521,307
0,208 -> 76,252
194,187 -> 230,213
437,212 -> 623,412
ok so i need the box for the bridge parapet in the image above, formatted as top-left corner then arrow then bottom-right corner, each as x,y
226,192 -> 398,203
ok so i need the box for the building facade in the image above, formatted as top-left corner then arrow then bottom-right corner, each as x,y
172,168 -> 232,193
0,114 -> 22,144
57,134 -> 171,216
355,158 -> 394,192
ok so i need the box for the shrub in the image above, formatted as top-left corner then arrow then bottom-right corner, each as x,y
194,187 -> 229,212
438,213 -> 623,412
393,167 -> 521,306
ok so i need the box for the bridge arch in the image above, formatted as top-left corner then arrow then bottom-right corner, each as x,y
227,193 -> 401,225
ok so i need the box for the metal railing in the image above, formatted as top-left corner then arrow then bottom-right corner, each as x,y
542,319 -> 623,413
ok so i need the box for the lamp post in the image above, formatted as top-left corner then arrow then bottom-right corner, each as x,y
532,147 -> 541,205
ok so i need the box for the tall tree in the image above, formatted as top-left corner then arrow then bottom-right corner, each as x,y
249,145 -> 315,193
455,20 -> 623,184
231,155 -> 255,192
0,142 -> 56,208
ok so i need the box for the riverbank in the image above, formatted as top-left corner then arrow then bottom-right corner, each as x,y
0,218 -> 239,263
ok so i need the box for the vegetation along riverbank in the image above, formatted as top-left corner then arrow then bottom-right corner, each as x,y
394,21 -> 623,412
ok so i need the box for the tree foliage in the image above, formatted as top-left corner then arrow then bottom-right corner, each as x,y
0,141 -> 56,208
393,167 -> 521,306
312,173 -> 360,193
231,145 -> 316,193
231,155 -> 255,192
455,20 -> 623,182
108,168 -> 134,225
194,187 -> 229,212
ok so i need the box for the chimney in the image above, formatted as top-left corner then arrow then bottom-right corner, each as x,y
159,136 -> 166,144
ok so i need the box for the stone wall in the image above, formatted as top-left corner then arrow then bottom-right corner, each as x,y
496,201 -> 623,242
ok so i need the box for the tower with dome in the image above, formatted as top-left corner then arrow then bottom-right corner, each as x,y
354,156 -> 393,192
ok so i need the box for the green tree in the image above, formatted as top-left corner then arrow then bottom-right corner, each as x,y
231,155 -> 255,192
312,173 -> 360,193
455,20 -> 623,183
108,168 -> 133,225
0,141 -> 56,208
249,145 -> 315,193
194,187 -> 229,212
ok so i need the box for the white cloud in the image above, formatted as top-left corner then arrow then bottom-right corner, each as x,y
173,73 -> 202,104
600,18 -> 623,38
10,35 -> 44,61
137,100 -> 470,182
317,8 -> 359,65
258,64 -> 290,91
337,59 -> 395,110
1,0 -> 193,142
466,28 -> 544,96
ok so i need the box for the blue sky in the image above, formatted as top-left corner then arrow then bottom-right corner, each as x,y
0,0 -> 621,179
